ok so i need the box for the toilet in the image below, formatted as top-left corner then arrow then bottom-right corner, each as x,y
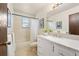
29,41 -> 37,55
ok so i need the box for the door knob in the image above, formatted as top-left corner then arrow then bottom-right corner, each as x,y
5,41 -> 11,45
0,41 -> 11,45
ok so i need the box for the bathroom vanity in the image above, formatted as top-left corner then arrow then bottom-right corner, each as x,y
37,35 -> 79,56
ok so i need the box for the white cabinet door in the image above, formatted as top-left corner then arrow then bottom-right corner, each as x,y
37,37 -> 53,56
76,51 -> 79,56
37,36 -> 76,56
38,46 -> 51,56
54,44 -> 75,56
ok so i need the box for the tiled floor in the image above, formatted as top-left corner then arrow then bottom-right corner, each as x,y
15,41 -> 37,56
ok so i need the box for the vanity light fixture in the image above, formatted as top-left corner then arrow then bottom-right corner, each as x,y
52,3 -> 63,9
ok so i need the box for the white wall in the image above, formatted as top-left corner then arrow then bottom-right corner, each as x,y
7,4 -> 36,56
30,19 -> 39,41
7,4 -> 14,13
14,11 -> 35,17
7,3 -> 15,56
36,4 -> 79,33
35,4 -> 52,19
48,5 -> 79,33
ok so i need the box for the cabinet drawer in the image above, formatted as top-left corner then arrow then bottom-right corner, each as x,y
54,44 -> 75,56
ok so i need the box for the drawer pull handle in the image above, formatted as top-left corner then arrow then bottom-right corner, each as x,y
52,44 -> 54,52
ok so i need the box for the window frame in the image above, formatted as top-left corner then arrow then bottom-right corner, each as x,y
21,16 -> 30,28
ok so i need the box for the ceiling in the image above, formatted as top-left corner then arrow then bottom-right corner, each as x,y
13,3 -> 79,17
13,3 -> 51,16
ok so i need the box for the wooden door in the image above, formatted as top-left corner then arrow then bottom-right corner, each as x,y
69,13 -> 79,35
0,3 -> 7,56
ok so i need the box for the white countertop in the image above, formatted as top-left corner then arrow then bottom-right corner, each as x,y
38,35 -> 79,51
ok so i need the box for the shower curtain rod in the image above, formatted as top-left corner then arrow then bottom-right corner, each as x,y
12,13 -> 39,19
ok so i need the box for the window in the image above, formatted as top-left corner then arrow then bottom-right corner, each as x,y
21,16 -> 30,28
